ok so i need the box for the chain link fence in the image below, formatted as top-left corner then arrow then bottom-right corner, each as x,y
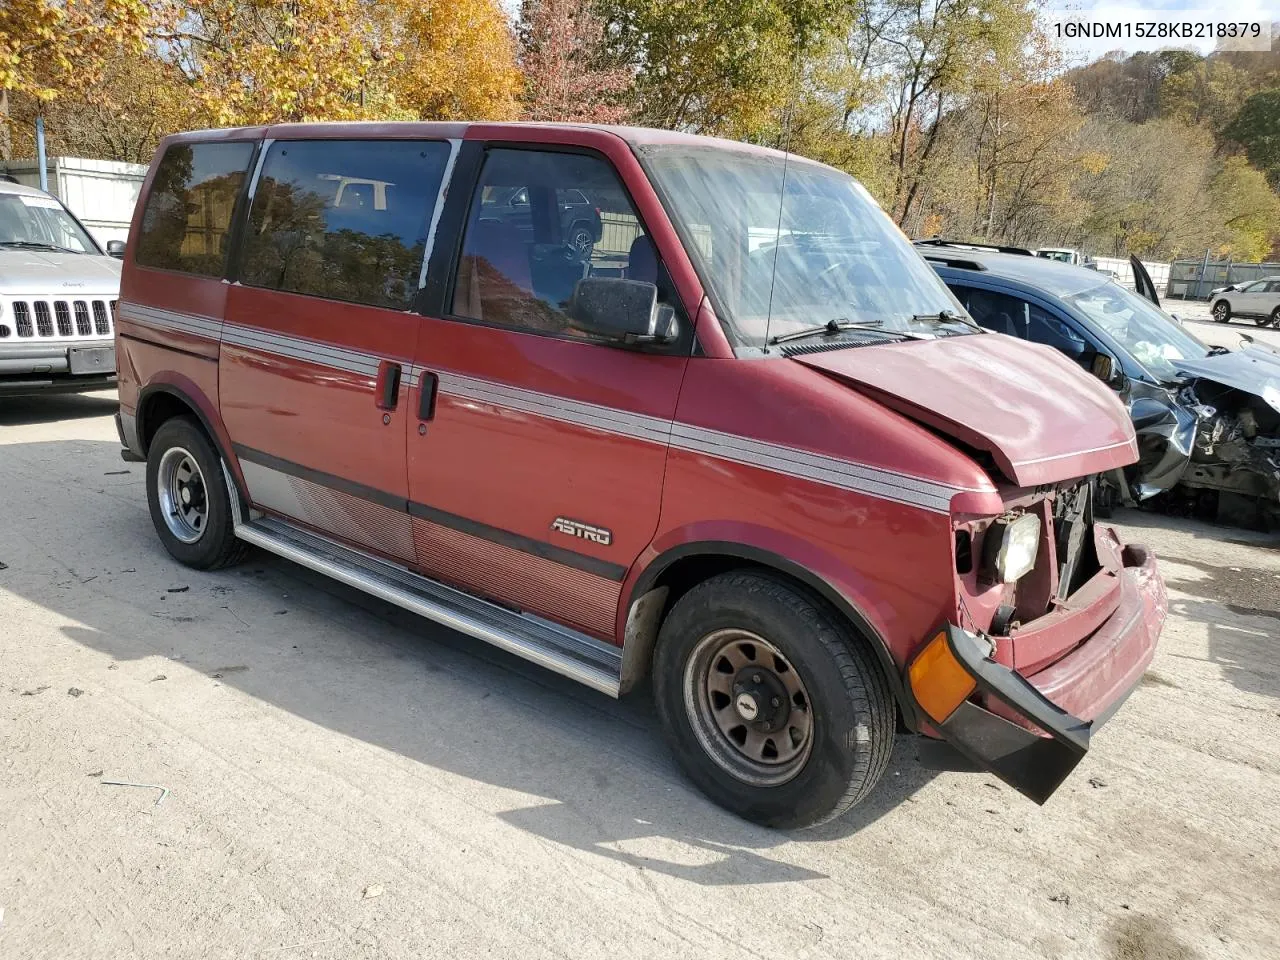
1167,256 -> 1280,300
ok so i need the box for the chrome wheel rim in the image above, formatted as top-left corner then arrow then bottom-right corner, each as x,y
683,629 -> 814,787
1214,303 -> 1228,321
156,446 -> 209,544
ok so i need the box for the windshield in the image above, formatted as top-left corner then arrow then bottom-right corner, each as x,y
0,191 -> 99,253
640,146 -> 970,350
1065,283 -> 1210,382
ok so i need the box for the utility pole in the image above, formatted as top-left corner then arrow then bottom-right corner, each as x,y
35,115 -> 48,192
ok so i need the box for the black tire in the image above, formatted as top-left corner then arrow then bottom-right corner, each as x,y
1213,301 -> 1231,323
1265,308 -> 1279,328
146,416 -> 247,570
652,571 -> 894,829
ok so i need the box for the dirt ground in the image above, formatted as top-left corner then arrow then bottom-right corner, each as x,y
2,392 -> 1278,960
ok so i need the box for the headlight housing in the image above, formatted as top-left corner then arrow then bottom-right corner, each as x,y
983,513 -> 1041,583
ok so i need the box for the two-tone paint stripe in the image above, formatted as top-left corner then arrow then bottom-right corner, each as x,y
120,300 -> 982,513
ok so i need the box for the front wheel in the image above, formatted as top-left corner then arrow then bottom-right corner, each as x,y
146,416 -> 247,570
1263,308 -> 1279,328
1213,301 -> 1231,323
653,572 -> 895,829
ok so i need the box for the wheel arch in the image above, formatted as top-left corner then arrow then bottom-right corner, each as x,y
136,380 -> 249,504
620,539 -> 912,721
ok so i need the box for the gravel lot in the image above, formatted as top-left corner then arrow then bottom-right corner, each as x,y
2,392 -> 1278,960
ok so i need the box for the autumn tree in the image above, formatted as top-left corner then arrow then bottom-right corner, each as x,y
1209,157 -> 1280,261
156,0 -> 522,127
518,0 -> 630,122
0,0 -> 155,158
595,0 -> 844,135
6,51 -> 193,163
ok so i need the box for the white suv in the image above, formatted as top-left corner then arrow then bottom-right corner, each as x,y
1210,277 -> 1280,328
0,179 -> 121,395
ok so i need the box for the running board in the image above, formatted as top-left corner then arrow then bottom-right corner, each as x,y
226,492 -> 623,697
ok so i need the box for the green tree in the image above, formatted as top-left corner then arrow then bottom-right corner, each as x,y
1222,89 -> 1280,189
1209,156 -> 1280,261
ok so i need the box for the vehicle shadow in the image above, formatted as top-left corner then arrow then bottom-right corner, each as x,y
0,390 -> 118,427
1165,594 -> 1280,704
10,438 -> 943,886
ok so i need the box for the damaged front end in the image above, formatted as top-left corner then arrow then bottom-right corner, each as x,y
1158,346 -> 1280,529
916,478 -> 1166,803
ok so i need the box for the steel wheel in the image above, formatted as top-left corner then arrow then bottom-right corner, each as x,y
155,446 -> 209,544
1213,302 -> 1230,323
683,628 -> 814,787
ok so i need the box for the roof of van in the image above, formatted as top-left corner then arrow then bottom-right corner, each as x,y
162,121 -> 803,164
919,243 -> 1118,298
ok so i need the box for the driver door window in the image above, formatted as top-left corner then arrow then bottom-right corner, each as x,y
451,149 -> 672,342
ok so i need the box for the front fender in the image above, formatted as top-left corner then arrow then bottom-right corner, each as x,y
622,520 -> 924,716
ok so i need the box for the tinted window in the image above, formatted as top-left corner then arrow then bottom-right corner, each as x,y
960,288 -> 1089,358
136,141 -> 255,276
241,139 -> 451,310
1266,281 -> 1280,293
451,149 -> 665,339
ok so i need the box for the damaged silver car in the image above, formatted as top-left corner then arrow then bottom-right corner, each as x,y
922,241 -> 1280,529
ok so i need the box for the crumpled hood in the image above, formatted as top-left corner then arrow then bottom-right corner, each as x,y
0,249 -> 121,295
791,333 -> 1138,487
1173,344 -> 1280,414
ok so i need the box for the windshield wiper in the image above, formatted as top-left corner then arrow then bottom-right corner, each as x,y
910,309 -> 974,330
769,318 -> 917,346
0,240 -> 81,254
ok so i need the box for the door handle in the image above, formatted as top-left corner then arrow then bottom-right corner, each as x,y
418,371 -> 439,421
375,360 -> 401,411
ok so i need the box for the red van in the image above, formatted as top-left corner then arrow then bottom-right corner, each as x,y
115,123 -> 1166,828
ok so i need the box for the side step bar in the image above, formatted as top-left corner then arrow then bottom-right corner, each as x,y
225,474 -> 623,696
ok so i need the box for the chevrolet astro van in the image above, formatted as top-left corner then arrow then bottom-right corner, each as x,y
114,123 -> 1166,827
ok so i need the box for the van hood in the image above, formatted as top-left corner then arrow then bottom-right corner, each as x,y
791,333 -> 1138,487
0,249 -> 121,295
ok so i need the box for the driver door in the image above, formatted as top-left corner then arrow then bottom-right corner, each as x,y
406,142 -> 690,639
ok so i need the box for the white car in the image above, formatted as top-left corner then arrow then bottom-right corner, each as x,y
1210,277 -> 1280,328
0,179 -> 122,396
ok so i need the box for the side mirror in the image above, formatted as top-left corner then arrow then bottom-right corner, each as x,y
1090,352 -> 1124,389
568,278 -> 678,346
106,239 -> 126,259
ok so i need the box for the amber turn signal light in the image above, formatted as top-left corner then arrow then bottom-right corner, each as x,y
908,631 -> 977,723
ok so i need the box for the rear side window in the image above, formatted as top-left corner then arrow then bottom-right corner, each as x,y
135,141 -> 255,277
240,139 -> 451,310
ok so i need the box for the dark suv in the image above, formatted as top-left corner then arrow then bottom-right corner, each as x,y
920,240 -> 1280,527
479,185 -> 603,259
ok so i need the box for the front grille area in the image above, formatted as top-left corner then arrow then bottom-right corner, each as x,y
1,298 -> 114,340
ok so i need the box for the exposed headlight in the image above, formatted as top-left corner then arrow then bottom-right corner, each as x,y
983,513 -> 1041,583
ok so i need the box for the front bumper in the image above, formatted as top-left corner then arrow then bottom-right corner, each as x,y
908,542 -> 1166,803
0,340 -> 117,395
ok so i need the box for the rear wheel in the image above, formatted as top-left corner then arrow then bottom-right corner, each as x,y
653,571 -> 895,829
1267,308 -> 1280,328
146,417 -> 247,570
567,223 -> 595,260
1213,301 -> 1231,323
1254,311 -> 1273,327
